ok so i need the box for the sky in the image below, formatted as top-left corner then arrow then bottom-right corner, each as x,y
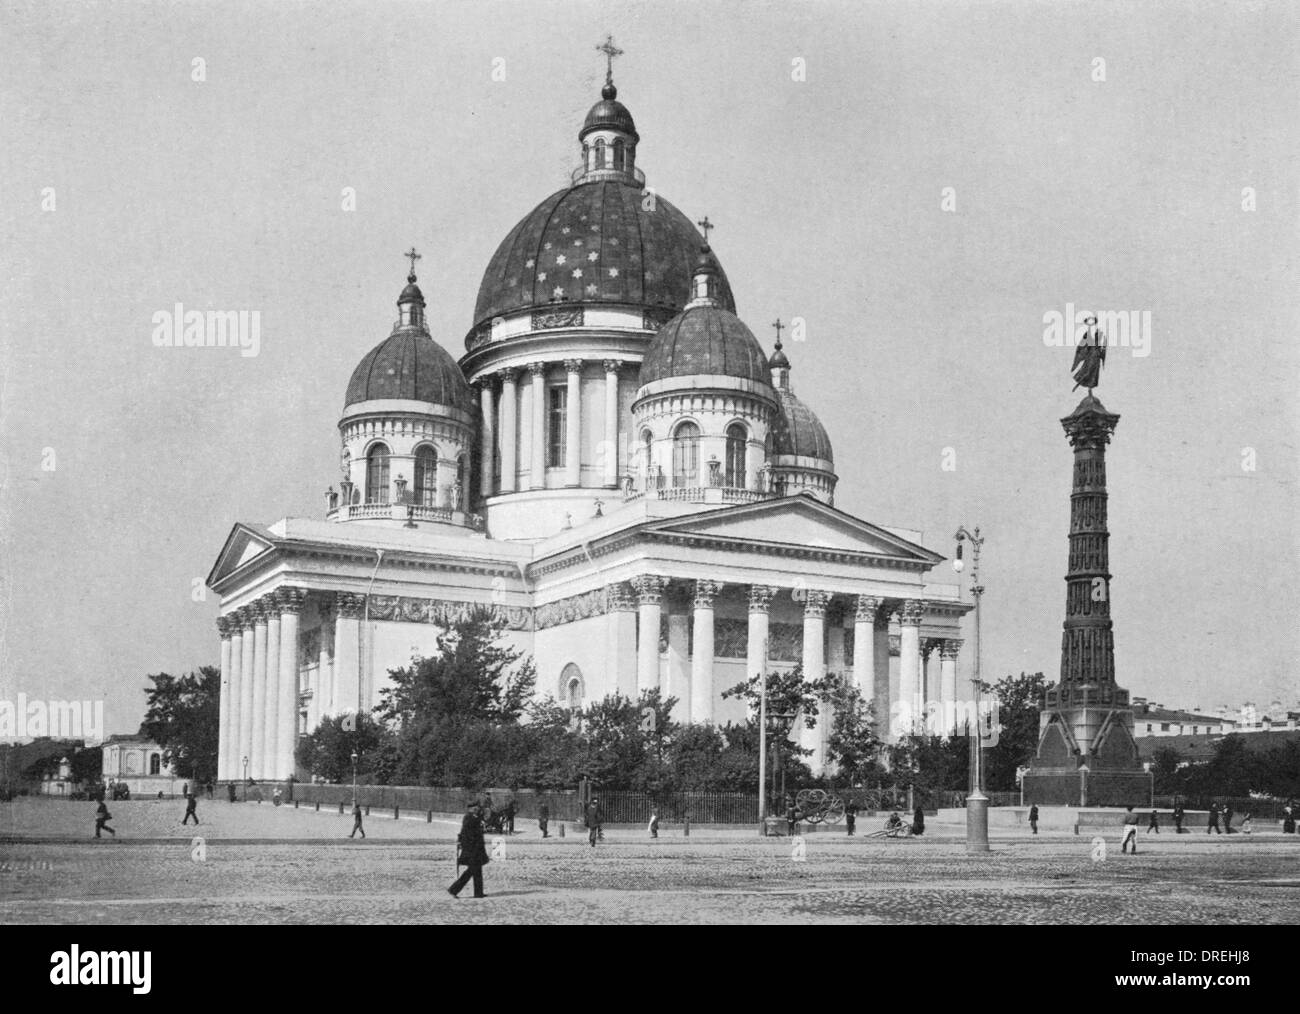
2,0 -> 1297,739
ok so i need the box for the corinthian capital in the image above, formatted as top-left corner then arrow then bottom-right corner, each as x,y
748,584 -> 777,614
602,359 -> 622,374
941,639 -> 963,660
605,582 -> 636,612
563,358 -> 585,374
336,592 -> 366,619
631,575 -> 666,606
276,586 -> 308,615
216,616 -> 232,639
855,594 -> 882,623
693,580 -> 722,610
899,599 -> 924,626
803,589 -> 831,617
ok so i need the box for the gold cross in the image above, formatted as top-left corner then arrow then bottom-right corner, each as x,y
404,247 -> 421,277
771,318 -> 784,344
697,216 -> 714,243
596,34 -> 624,81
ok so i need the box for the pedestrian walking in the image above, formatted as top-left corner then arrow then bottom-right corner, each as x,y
1223,804 -> 1235,834
1207,802 -> 1221,834
538,802 -> 550,838
1283,800 -> 1296,835
94,800 -> 115,838
1028,804 -> 1039,835
448,802 -> 489,899
349,801 -> 366,839
227,782 -> 237,804
911,806 -> 925,837
505,800 -> 516,834
584,797 -> 603,848
1120,805 -> 1139,854
845,800 -> 857,836
785,797 -> 799,837
648,809 -> 659,838
1240,812 -> 1252,835
1145,809 -> 1159,834
1173,801 -> 1185,833
182,792 -> 199,826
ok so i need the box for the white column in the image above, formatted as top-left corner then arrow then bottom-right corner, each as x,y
800,589 -> 830,772
666,610 -> 690,724
602,360 -> 620,487
853,595 -> 879,709
264,604 -> 282,780
217,618 -> 233,782
529,362 -> 546,489
564,359 -> 583,487
227,620 -> 244,781
941,639 -> 961,739
632,576 -> 665,695
824,605 -> 846,770
334,592 -> 364,721
691,580 -> 721,724
898,600 -> 923,737
747,585 -> 775,689
277,588 -> 305,779
498,368 -> 518,493
250,601 -> 270,780
874,604 -> 892,731
606,583 -> 638,699
237,608 -> 255,781
479,379 -> 496,499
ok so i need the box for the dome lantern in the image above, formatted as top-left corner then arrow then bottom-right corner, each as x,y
769,318 -> 791,389
686,239 -> 721,309
575,35 -> 641,186
397,247 -> 426,330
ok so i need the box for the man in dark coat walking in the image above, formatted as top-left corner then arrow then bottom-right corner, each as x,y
585,798 -> 603,848
1207,802 -> 1221,834
538,802 -> 550,838
349,801 -> 366,839
182,791 -> 199,826
94,800 -> 115,838
1028,804 -> 1039,835
449,802 -> 489,898
1223,803 -> 1235,834
844,800 -> 857,836
1173,802 -> 1185,833
912,806 -> 925,836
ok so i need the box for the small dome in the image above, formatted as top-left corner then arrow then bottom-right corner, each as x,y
638,305 -> 772,387
398,277 -> 424,305
771,388 -> 834,463
769,344 -> 790,369
345,330 -> 474,413
580,83 -> 638,141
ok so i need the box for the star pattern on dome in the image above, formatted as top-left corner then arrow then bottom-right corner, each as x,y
572,268 -> 583,279
609,267 -> 619,278
556,254 -> 567,265
585,283 -> 598,295
561,226 -> 571,235
573,238 -> 583,247
587,251 -> 598,262
544,241 -> 553,250
525,258 -> 535,268
552,286 -> 565,299
538,271 -> 547,282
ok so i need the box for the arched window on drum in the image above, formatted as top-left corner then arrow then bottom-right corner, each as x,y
561,663 -> 584,710
414,447 -> 438,507
366,443 -> 390,504
672,422 -> 700,488
725,423 -> 747,488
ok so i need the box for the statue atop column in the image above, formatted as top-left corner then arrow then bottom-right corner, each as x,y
1071,315 -> 1107,392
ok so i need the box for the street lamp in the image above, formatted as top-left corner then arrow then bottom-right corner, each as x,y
351,750 -> 359,807
954,525 -> 989,853
242,755 -> 249,802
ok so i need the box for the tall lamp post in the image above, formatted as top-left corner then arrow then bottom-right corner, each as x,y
242,755 -> 249,802
351,750 -> 359,807
953,525 -> 989,853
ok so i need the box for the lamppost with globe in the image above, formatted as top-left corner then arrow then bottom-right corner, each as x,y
952,525 -> 989,853
351,750 -> 359,807
242,755 -> 249,802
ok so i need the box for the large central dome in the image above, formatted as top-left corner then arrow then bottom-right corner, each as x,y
471,183 -> 735,337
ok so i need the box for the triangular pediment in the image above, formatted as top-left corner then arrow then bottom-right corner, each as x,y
207,523 -> 279,589
638,494 -> 944,565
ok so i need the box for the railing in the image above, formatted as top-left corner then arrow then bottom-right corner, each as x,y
325,502 -> 485,530
624,484 -> 773,505
570,164 -> 646,187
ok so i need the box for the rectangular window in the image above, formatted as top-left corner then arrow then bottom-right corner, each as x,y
548,386 -> 567,467
1160,723 -> 1170,732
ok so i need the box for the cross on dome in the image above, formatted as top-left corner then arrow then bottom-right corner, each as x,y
404,246 -> 422,281
771,318 -> 785,347
596,34 -> 623,88
697,216 -> 714,243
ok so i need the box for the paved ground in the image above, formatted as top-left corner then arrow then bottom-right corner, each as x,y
2,798 -> 1297,924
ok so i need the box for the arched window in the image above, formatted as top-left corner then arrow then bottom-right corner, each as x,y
640,430 -> 654,480
454,455 -> 467,509
595,138 -> 606,168
672,421 -> 700,487
725,423 -> 747,488
366,443 -> 390,503
414,447 -> 437,507
560,662 -> 584,710
149,753 -> 161,775
613,138 -> 625,170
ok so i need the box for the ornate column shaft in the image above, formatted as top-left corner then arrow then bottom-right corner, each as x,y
264,601 -> 282,779
632,575 -> 666,694
564,359 -> 583,487
479,379 -> 496,499
606,583 -> 638,699
499,369 -> 518,493
237,607 -> 255,779
334,592 -> 365,721
602,360 -> 620,487
276,587 -> 306,779
897,600 -> 924,737
216,618 -> 233,782
691,580 -> 722,724
940,639 -> 962,738
747,585 -> 776,695
227,617 -> 245,781
666,606 -> 690,724
873,601 -> 893,734
250,600 -> 270,780
313,595 -> 334,731
800,589 -> 831,772
529,362 -> 546,489
853,595 -> 879,707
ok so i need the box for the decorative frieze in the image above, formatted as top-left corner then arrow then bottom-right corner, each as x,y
368,594 -> 533,631
534,588 -> 606,630
532,308 -> 583,330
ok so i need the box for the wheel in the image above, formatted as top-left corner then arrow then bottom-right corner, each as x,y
796,788 -> 826,823
823,796 -> 845,824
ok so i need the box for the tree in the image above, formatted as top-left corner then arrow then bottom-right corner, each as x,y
295,713 -> 387,784
1149,745 -> 1183,794
574,689 -> 677,792
141,666 -> 220,784
824,679 -> 885,786
980,671 -> 1049,791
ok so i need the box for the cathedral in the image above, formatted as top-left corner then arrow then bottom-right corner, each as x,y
206,58 -> 972,785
